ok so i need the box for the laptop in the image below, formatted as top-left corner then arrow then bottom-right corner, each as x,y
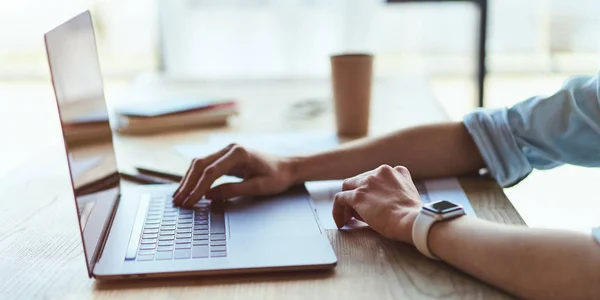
44,10 -> 337,280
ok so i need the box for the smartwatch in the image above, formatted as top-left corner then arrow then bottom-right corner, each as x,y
412,200 -> 465,260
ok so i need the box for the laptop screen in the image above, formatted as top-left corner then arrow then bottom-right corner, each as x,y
45,11 -> 120,277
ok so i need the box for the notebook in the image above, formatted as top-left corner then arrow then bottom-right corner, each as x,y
115,98 -> 239,135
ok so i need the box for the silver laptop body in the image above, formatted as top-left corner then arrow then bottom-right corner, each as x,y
44,10 -> 336,280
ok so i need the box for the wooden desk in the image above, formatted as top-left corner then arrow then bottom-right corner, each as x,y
0,76 -> 524,299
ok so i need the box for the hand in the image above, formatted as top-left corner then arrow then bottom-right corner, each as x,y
172,144 -> 295,208
333,165 -> 422,244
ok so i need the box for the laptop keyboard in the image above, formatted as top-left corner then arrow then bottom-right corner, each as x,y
135,196 -> 227,261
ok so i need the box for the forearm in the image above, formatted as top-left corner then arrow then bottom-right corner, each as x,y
429,216 -> 600,299
290,122 -> 484,183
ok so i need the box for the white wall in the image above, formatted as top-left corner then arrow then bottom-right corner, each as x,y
0,0 -> 598,78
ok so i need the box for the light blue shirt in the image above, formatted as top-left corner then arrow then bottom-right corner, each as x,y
463,72 -> 600,187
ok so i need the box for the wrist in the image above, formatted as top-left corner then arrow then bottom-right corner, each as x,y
404,209 -> 420,245
411,201 -> 467,260
427,215 -> 468,259
285,156 -> 306,185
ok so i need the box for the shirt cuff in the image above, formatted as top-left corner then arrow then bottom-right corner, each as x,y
463,108 -> 533,187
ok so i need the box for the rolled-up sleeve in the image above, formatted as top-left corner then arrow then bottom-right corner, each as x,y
463,72 -> 600,187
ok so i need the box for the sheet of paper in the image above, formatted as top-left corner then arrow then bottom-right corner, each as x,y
305,177 -> 476,230
173,131 -> 339,159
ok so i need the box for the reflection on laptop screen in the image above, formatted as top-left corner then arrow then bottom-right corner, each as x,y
45,11 -> 120,276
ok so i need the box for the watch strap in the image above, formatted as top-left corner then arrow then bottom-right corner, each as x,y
412,211 -> 440,260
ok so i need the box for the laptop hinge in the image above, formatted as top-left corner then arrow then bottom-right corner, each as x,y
90,193 -> 121,276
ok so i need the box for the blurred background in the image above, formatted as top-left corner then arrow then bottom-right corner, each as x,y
2,0 -> 599,110
1,0 -> 599,230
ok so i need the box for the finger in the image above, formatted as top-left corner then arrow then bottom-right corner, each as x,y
332,191 -> 356,229
205,178 -> 268,201
182,146 -> 249,207
226,167 -> 246,178
173,144 -> 234,204
341,169 -> 373,191
394,165 -> 411,180
172,161 -> 195,197
351,209 -> 364,222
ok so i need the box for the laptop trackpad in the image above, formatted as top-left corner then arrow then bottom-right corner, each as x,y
226,188 -> 321,238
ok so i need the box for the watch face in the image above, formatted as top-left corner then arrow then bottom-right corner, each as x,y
424,200 -> 462,214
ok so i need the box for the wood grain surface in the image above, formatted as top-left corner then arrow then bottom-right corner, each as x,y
0,77 -> 523,299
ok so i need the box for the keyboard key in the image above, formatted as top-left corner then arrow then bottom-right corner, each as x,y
178,219 -> 193,224
143,229 -> 159,234
193,240 -> 209,246
210,210 -> 226,234
138,249 -> 155,256
211,251 -> 227,258
177,224 -> 192,229
175,243 -> 192,249
140,244 -> 156,250
192,246 -> 209,258
161,225 -> 176,231
194,225 -> 209,230
178,215 -> 192,220
140,239 -> 156,244
194,229 -> 209,235
211,240 -> 226,246
162,221 -> 177,226
158,240 -> 174,246
137,254 -> 154,261
144,224 -> 160,229
159,232 -> 175,237
164,208 -> 178,213
157,245 -> 174,252
174,249 -> 191,259
194,220 -> 208,225
193,234 -> 208,240
155,251 -> 173,260
161,217 -> 177,222
211,246 -> 227,252
158,235 -> 175,241
142,233 -> 158,239
176,238 -> 192,244
179,210 -> 193,215
176,228 -> 192,233
210,234 -> 226,241
176,233 -> 192,239
145,220 -> 160,225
